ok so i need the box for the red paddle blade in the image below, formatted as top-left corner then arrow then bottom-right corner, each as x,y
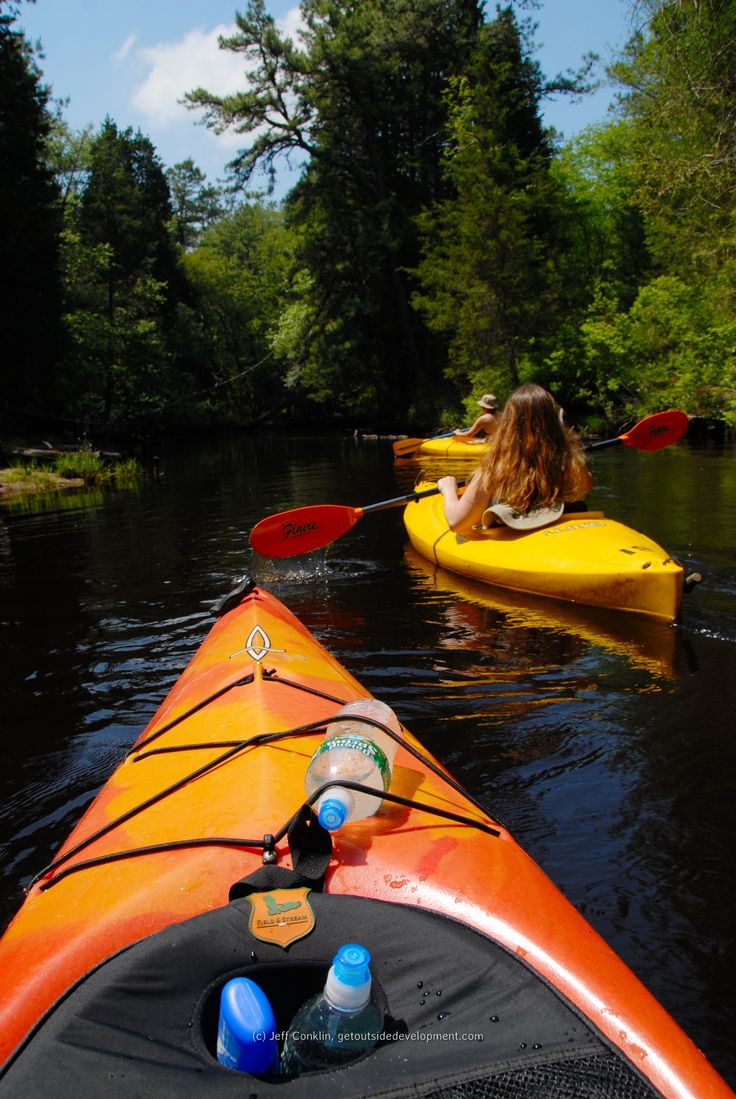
621,409 -> 689,451
249,504 -> 362,558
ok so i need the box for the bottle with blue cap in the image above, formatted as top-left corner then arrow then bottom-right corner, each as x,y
280,943 -> 383,1075
216,976 -> 278,1073
304,699 -> 400,831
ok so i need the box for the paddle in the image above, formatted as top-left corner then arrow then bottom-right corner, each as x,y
393,430 -> 459,458
585,408 -> 688,452
249,482 -> 465,558
250,409 -> 688,558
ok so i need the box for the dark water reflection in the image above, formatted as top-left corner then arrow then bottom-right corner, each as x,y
1,431 -> 735,1087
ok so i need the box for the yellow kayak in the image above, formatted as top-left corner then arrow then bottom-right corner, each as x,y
403,483 -> 684,621
400,435 -> 489,459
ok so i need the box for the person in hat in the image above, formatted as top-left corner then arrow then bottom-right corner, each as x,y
452,394 -> 500,441
437,384 -> 592,532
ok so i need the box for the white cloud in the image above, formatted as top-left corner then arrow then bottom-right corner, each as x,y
131,8 -> 303,140
113,34 -> 137,63
279,6 -> 304,45
132,24 -> 242,126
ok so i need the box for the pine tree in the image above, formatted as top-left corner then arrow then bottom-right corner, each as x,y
413,6 -> 573,398
68,119 -> 182,424
186,0 -> 485,424
166,159 -> 223,250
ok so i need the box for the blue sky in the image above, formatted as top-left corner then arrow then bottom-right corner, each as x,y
19,0 -> 635,197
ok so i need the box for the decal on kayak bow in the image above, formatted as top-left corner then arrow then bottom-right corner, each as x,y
229,625 -> 285,663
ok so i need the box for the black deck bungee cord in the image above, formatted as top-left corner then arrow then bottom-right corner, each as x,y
38,783 -> 501,891
129,672 -> 256,754
131,667 -> 349,755
32,672 -> 506,892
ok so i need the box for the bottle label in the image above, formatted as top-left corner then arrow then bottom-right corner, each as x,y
313,734 -> 391,791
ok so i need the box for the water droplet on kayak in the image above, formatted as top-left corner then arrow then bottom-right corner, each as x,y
519,1042 -> 527,1049
437,1012 -> 450,1021
251,951 -> 257,961
436,990 -> 442,996
533,1043 -> 542,1050
419,999 -> 426,1006
490,1015 -> 500,1023
417,981 -> 423,989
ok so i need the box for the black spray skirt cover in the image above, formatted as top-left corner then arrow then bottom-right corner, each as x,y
0,892 -> 659,1099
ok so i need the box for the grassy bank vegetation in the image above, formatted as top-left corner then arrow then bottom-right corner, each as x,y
0,452 -> 142,495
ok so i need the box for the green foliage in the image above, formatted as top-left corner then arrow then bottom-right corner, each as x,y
180,201 -> 295,422
185,0 -> 316,193
186,0 -> 485,424
412,8 -> 575,403
46,116 -> 94,214
555,121 -> 651,310
5,0 -> 736,436
284,0 -> 487,424
541,1 -> 736,426
271,269 -> 313,367
78,119 -> 178,293
0,8 -> 65,423
59,119 -> 186,426
610,0 -> 736,282
51,450 -> 108,482
4,452 -> 142,488
567,276 -> 736,424
166,159 -> 223,249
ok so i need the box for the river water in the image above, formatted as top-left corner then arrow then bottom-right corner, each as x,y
1,431 -> 735,1088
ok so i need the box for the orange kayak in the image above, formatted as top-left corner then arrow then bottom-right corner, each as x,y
0,581 -> 730,1097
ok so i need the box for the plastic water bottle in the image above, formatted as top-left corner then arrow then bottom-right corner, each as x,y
216,977 -> 278,1074
280,943 -> 383,1075
304,699 -> 400,830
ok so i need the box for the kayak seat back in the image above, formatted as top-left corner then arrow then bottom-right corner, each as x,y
0,892 -> 660,1098
476,509 -> 606,535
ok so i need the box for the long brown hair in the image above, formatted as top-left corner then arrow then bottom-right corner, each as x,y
479,384 -> 589,510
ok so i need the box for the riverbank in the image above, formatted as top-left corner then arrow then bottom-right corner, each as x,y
0,451 -> 141,498
0,467 -> 85,496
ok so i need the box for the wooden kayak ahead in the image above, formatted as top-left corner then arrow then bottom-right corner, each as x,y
403,484 -> 685,621
0,581 -> 728,1098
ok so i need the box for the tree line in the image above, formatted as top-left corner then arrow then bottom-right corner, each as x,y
2,0 -> 734,439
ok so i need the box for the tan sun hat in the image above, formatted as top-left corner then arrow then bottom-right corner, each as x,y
483,501 -> 564,531
478,394 -> 498,411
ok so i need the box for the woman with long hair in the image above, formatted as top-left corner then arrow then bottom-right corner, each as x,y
437,384 -> 592,532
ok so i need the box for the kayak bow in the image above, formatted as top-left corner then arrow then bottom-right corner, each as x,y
0,582 -> 728,1097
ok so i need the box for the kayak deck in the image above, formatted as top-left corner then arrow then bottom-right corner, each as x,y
0,583 -> 726,1097
403,436 -> 489,459
403,488 -> 684,621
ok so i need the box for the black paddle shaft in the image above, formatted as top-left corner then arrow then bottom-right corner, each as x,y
362,481 -> 466,515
